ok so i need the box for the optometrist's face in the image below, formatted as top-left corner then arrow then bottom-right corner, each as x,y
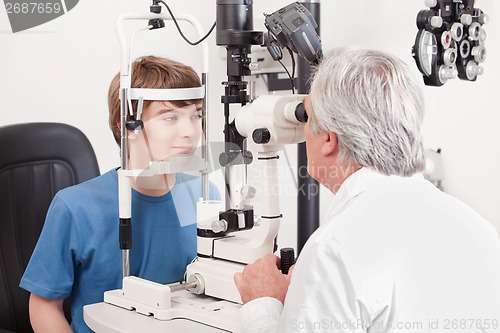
303,95 -> 321,181
129,101 -> 203,168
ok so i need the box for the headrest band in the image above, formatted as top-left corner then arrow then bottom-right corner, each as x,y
126,86 -> 205,101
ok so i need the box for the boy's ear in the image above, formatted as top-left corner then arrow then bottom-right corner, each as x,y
117,121 -> 138,140
128,130 -> 137,140
115,122 -> 137,140
321,132 -> 338,156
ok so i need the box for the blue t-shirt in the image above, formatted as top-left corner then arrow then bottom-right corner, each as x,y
20,169 -> 220,333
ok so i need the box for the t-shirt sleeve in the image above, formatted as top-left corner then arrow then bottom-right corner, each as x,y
240,297 -> 283,333
19,193 -> 80,300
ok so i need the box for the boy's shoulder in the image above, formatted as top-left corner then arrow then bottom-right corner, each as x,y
56,169 -> 116,200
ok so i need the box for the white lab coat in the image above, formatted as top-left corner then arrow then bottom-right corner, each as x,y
241,168 -> 500,332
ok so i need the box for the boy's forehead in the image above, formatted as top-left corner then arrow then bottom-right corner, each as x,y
142,101 -> 201,118
152,100 -> 201,109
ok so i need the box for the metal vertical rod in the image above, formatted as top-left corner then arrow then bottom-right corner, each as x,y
297,0 -> 321,255
119,87 -> 131,278
122,251 -> 130,278
202,73 -> 209,200
120,88 -> 129,171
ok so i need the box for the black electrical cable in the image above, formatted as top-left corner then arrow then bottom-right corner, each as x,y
158,0 -> 216,46
278,58 -> 295,95
288,48 -> 296,81
287,47 -> 296,93
266,32 -> 295,94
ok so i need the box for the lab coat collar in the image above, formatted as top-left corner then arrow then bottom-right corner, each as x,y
324,167 -> 372,220
324,167 -> 425,222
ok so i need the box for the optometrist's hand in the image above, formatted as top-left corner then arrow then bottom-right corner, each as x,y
234,253 -> 294,304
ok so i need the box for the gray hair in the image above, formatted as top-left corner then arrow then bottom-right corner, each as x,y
309,47 -> 425,176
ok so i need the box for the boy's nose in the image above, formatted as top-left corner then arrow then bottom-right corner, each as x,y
181,118 -> 200,138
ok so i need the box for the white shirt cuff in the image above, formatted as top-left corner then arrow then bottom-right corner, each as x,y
240,297 -> 284,333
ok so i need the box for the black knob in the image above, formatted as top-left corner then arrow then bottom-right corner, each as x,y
125,120 -> 144,131
150,2 -> 161,14
252,128 -> 271,144
280,247 -> 295,275
295,102 -> 308,123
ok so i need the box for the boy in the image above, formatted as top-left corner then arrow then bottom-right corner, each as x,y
20,56 -> 219,333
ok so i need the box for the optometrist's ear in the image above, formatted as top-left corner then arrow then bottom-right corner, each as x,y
321,132 -> 338,156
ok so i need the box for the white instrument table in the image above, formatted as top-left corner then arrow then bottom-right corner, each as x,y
84,302 -> 231,333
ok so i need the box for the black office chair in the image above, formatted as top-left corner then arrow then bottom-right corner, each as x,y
0,123 -> 100,333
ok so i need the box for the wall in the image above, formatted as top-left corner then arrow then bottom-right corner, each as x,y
1,0 -> 499,252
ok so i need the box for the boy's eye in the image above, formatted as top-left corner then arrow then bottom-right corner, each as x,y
162,115 -> 177,121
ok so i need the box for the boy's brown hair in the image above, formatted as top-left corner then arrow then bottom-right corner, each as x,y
108,55 -> 202,146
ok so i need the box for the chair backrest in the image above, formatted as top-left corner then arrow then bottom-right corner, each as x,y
0,123 -> 100,333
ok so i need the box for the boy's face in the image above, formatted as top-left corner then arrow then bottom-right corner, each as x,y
129,100 -> 203,168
